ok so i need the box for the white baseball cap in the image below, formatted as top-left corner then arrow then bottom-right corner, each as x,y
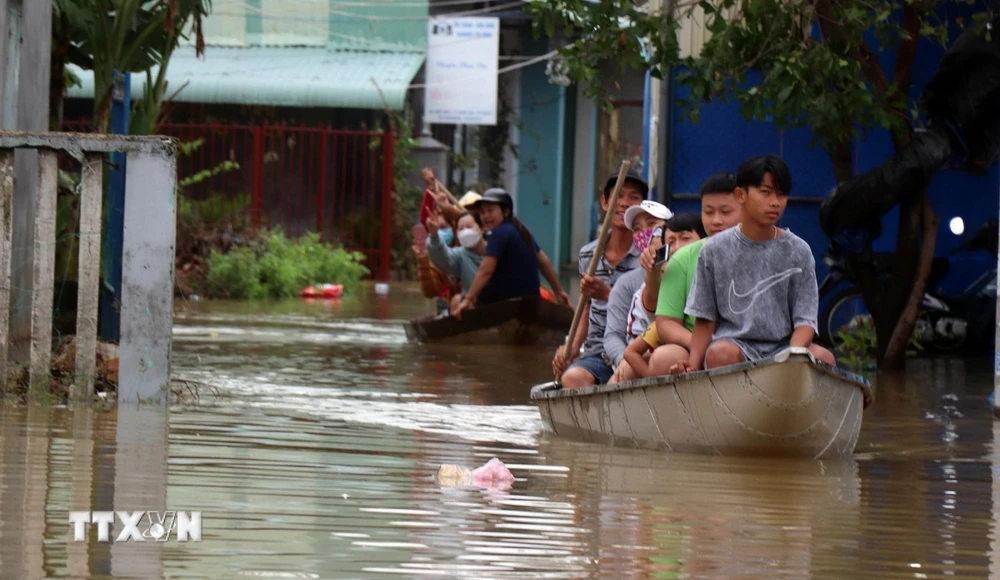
624,200 -> 673,230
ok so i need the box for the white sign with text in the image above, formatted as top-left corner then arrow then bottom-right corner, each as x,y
424,17 -> 500,126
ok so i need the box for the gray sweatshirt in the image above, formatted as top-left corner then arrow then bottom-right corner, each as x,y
686,226 -> 819,360
602,268 -> 647,366
426,235 -> 484,294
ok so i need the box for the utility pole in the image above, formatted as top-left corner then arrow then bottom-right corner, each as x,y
644,0 -> 664,200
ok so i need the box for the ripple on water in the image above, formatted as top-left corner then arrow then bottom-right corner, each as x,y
5,300 -> 1000,579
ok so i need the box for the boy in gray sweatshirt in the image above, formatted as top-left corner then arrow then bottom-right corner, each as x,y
671,155 -> 837,373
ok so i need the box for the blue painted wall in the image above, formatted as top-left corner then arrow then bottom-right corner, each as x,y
666,3 -> 999,299
515,37 -> 569,266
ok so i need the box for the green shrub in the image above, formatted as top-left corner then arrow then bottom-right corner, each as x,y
205,228 -> 369,299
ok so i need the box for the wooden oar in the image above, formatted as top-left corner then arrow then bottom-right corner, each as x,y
555,160 -> 631,385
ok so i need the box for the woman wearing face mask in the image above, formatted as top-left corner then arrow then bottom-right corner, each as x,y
454,188 -> 568,318
601,200 -> 675,383
426,212 -> 488,314
414,209 -> 461,315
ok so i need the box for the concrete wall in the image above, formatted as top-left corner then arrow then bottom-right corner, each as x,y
514,36 -> 571,267
570,85 -> 596,263
0,0 -> 51,361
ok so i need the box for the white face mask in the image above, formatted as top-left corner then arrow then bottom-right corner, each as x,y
457,228 -> 482,249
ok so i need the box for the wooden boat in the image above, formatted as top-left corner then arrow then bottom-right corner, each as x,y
530,347 -> 871,459
403,295 -> 574,346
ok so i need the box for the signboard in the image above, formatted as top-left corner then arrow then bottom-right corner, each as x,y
424,17 -> 499,126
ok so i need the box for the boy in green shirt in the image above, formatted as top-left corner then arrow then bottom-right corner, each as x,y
647,172 -> 743,376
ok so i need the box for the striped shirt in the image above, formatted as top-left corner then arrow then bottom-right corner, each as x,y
578,240 -> 641,358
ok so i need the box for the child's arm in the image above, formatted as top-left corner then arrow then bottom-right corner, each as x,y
641,260 -> 665,312
623,337 -> 652,378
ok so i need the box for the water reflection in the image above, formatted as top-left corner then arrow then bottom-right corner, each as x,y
533,442 -> 861,579
1,290 -> 1000,578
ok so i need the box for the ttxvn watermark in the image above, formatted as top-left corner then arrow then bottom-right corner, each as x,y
69,511 -> 202,542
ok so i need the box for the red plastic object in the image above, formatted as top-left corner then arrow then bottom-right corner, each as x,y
418,187 -> 436,225
299,284 -> 343,299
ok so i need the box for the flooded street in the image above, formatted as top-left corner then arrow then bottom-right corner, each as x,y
2,282 -> 1000,578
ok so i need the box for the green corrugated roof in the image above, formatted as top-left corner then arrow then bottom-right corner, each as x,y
66,46 -> 425,110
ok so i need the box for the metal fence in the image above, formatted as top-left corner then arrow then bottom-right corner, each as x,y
64,121 -> 394,281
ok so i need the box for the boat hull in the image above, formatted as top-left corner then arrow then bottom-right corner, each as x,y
531,348 -> 870,459
403,295 -> 573,346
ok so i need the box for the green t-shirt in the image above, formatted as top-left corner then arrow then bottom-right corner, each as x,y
655,238 -> 705,330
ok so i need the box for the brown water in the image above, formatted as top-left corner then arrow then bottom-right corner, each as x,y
2,282 -> 1000,579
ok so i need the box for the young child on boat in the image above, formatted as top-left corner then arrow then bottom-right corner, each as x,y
669,155 -> 836,373
601,201 -> 673,379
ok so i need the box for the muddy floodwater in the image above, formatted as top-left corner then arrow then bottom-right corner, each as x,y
2,282 -> 1000,578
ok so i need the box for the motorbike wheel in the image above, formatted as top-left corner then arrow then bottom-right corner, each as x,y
819,289 -> 871,347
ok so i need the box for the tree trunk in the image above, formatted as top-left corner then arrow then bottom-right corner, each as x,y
828,130 -> 939,370
830,138 -> 853,182
882,194 -> 938,366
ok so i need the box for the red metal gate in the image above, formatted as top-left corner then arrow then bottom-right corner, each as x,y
64,121 -> 395,281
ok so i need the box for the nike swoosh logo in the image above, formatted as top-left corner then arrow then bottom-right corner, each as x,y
728,268 -> 801,315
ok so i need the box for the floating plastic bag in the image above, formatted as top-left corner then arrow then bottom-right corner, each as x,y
436,457 -> 515,489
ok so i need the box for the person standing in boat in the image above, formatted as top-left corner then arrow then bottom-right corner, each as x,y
552,167 -> 648,388
646,172 -> 743,375
454,189 -> 569,316
606,211 -> 707,383
425,212 -> 487,315
669,155 -> 836,372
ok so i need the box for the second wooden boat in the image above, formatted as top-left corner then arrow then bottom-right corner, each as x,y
403,295 -> 573,346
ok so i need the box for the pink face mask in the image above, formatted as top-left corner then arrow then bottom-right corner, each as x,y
632,227 -> 656,253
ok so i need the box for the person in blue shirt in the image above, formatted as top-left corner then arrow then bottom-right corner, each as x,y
454,188 -> 566,317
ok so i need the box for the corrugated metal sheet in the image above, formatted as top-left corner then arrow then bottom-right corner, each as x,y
65,46 -> 425,110
677,2 -> 738,59
193,0 -> 247,46
678,5 -> 711,59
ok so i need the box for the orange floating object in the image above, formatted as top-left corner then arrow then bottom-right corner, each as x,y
299,284 -> 343,299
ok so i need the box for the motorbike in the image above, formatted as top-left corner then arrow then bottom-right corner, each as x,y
817,219 -> 998,353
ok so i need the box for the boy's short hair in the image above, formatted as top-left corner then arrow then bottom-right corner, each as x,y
699,172 -> 737,196
665,212 -> 708,240
736,155 -> 793,196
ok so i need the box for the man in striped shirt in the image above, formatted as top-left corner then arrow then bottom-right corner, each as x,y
553,167 -> 647,388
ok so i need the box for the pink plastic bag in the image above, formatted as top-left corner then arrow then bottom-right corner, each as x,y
436,457 -> 514,489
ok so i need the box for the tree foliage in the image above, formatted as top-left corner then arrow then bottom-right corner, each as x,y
529,0 -> 985,170
51,0 -> 211,133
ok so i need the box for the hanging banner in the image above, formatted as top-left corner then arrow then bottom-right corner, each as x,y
424,17 -> 499,126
